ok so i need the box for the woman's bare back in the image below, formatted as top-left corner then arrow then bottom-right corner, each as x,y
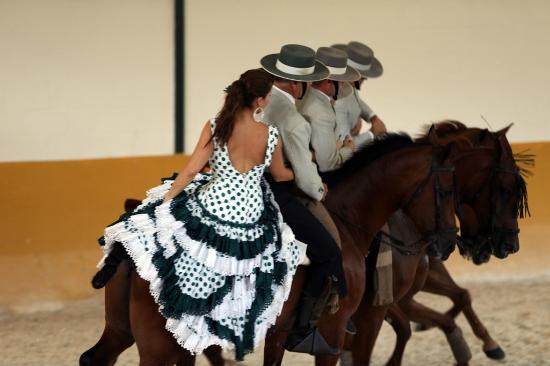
226,118 -> 269,174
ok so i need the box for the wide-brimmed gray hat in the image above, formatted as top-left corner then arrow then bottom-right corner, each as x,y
334,41 -> 383,78
315,47 -> 361,82
261,44 -> 329,82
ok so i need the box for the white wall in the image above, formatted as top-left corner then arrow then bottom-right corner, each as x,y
1,0 -> 549,161
186,0 -> 550,152
0,0 -> 173,162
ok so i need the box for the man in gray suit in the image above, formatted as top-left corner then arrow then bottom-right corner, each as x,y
260,44 -> 348,355
332,42 -> 387,149
299,47 -> 362,172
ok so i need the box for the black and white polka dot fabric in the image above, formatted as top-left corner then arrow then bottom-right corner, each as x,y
198,119 -> 279,224
97,118 -> 307,361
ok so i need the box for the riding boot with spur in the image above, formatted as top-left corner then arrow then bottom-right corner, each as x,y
283,278 -> 339,355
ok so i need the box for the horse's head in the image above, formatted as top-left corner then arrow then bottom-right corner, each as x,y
482,125 -> 528,258
451,146 -> 499,264
403,126 -> 458,260
439,124 -> 529,263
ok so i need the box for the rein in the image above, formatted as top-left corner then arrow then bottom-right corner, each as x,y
327,207 -> 429,255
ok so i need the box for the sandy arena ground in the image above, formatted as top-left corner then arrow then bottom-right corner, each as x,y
2,273 -> 550,366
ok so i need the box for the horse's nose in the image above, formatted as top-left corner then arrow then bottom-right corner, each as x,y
439,234 -> 457,261
506,236 -> 520,254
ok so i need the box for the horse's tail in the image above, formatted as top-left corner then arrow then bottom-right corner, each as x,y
91,243 -> 129,289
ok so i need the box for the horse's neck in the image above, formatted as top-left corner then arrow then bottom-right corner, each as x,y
328,146 -> 432,254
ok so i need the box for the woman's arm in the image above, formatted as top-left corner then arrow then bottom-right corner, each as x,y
163,121 -> 214,202
269,139 -> 294,182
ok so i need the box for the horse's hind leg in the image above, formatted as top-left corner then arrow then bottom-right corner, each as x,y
80,260 -> 134,366
203,346 -> 238,366
423,259 -> 504,359
80,326 -> 134,366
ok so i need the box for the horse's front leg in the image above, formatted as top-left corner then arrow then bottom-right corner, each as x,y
315,283 -> 367,366
384,304 -> 411,366
399,297 -> 472,366
350,303 -> 389,366
422,259 -> 504,359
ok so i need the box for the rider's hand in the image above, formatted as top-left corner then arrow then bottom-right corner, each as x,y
322,183 -> 328,201
343,136 -> 355,150
370,116 -> 387,136
350,118 -> 362,136
336,138 -> 344,150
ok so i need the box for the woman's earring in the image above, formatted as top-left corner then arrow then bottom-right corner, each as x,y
253,107 -> 265,122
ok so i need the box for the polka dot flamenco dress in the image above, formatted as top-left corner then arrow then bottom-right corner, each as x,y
97,119 -> 307,360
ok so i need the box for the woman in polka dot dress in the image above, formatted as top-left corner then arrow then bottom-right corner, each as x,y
96,69 -> 307,360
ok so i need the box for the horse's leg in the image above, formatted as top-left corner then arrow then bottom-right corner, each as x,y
384,304 -> 411,366
339,332 -> 355,366
350,304 -> 389,366
130,272 -> 187,366
314,245 -> 367,366
175,352 -> 197,366
314,309 -> 354,366
399,297 -> 471,366
422,259 -> 504,359
80,259 -> 135,366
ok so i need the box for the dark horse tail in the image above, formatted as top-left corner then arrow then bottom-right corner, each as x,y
91,243 -> 129,289
91,198 -> 141,289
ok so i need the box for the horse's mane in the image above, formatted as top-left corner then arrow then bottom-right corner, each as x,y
322,132 -> 415,185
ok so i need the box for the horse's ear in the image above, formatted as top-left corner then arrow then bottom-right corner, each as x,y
428,124 -> 440,145
495,123 -> 514,136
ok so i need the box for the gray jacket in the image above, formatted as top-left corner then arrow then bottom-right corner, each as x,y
264,87 -> 325,201
299,88 -> 353,172
334,82 -> 375,140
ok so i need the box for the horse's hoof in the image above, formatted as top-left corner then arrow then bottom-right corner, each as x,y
484,347 -> 506,360
79,347 -> 95,366
413,322 -> 432,332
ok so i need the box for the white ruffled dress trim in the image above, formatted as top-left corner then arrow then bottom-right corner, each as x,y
97,177 -> 307,356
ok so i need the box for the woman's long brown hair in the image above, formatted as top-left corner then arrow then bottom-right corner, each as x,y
211,68 -> 274,146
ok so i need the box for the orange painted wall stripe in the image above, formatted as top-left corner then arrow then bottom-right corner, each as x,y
0,143 -> 547,306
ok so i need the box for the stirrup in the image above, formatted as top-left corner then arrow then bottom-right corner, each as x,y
284,328 -> 339,355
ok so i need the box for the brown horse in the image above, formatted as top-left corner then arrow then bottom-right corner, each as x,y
80,128 -> 459,365
341,123 -> 528,366
261,129 -> 460,366
381,124 -> 530,365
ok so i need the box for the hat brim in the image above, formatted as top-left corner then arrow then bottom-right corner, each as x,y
359,57 -> 383,78
328,65 -> 362,82
261,54 -> 329,82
